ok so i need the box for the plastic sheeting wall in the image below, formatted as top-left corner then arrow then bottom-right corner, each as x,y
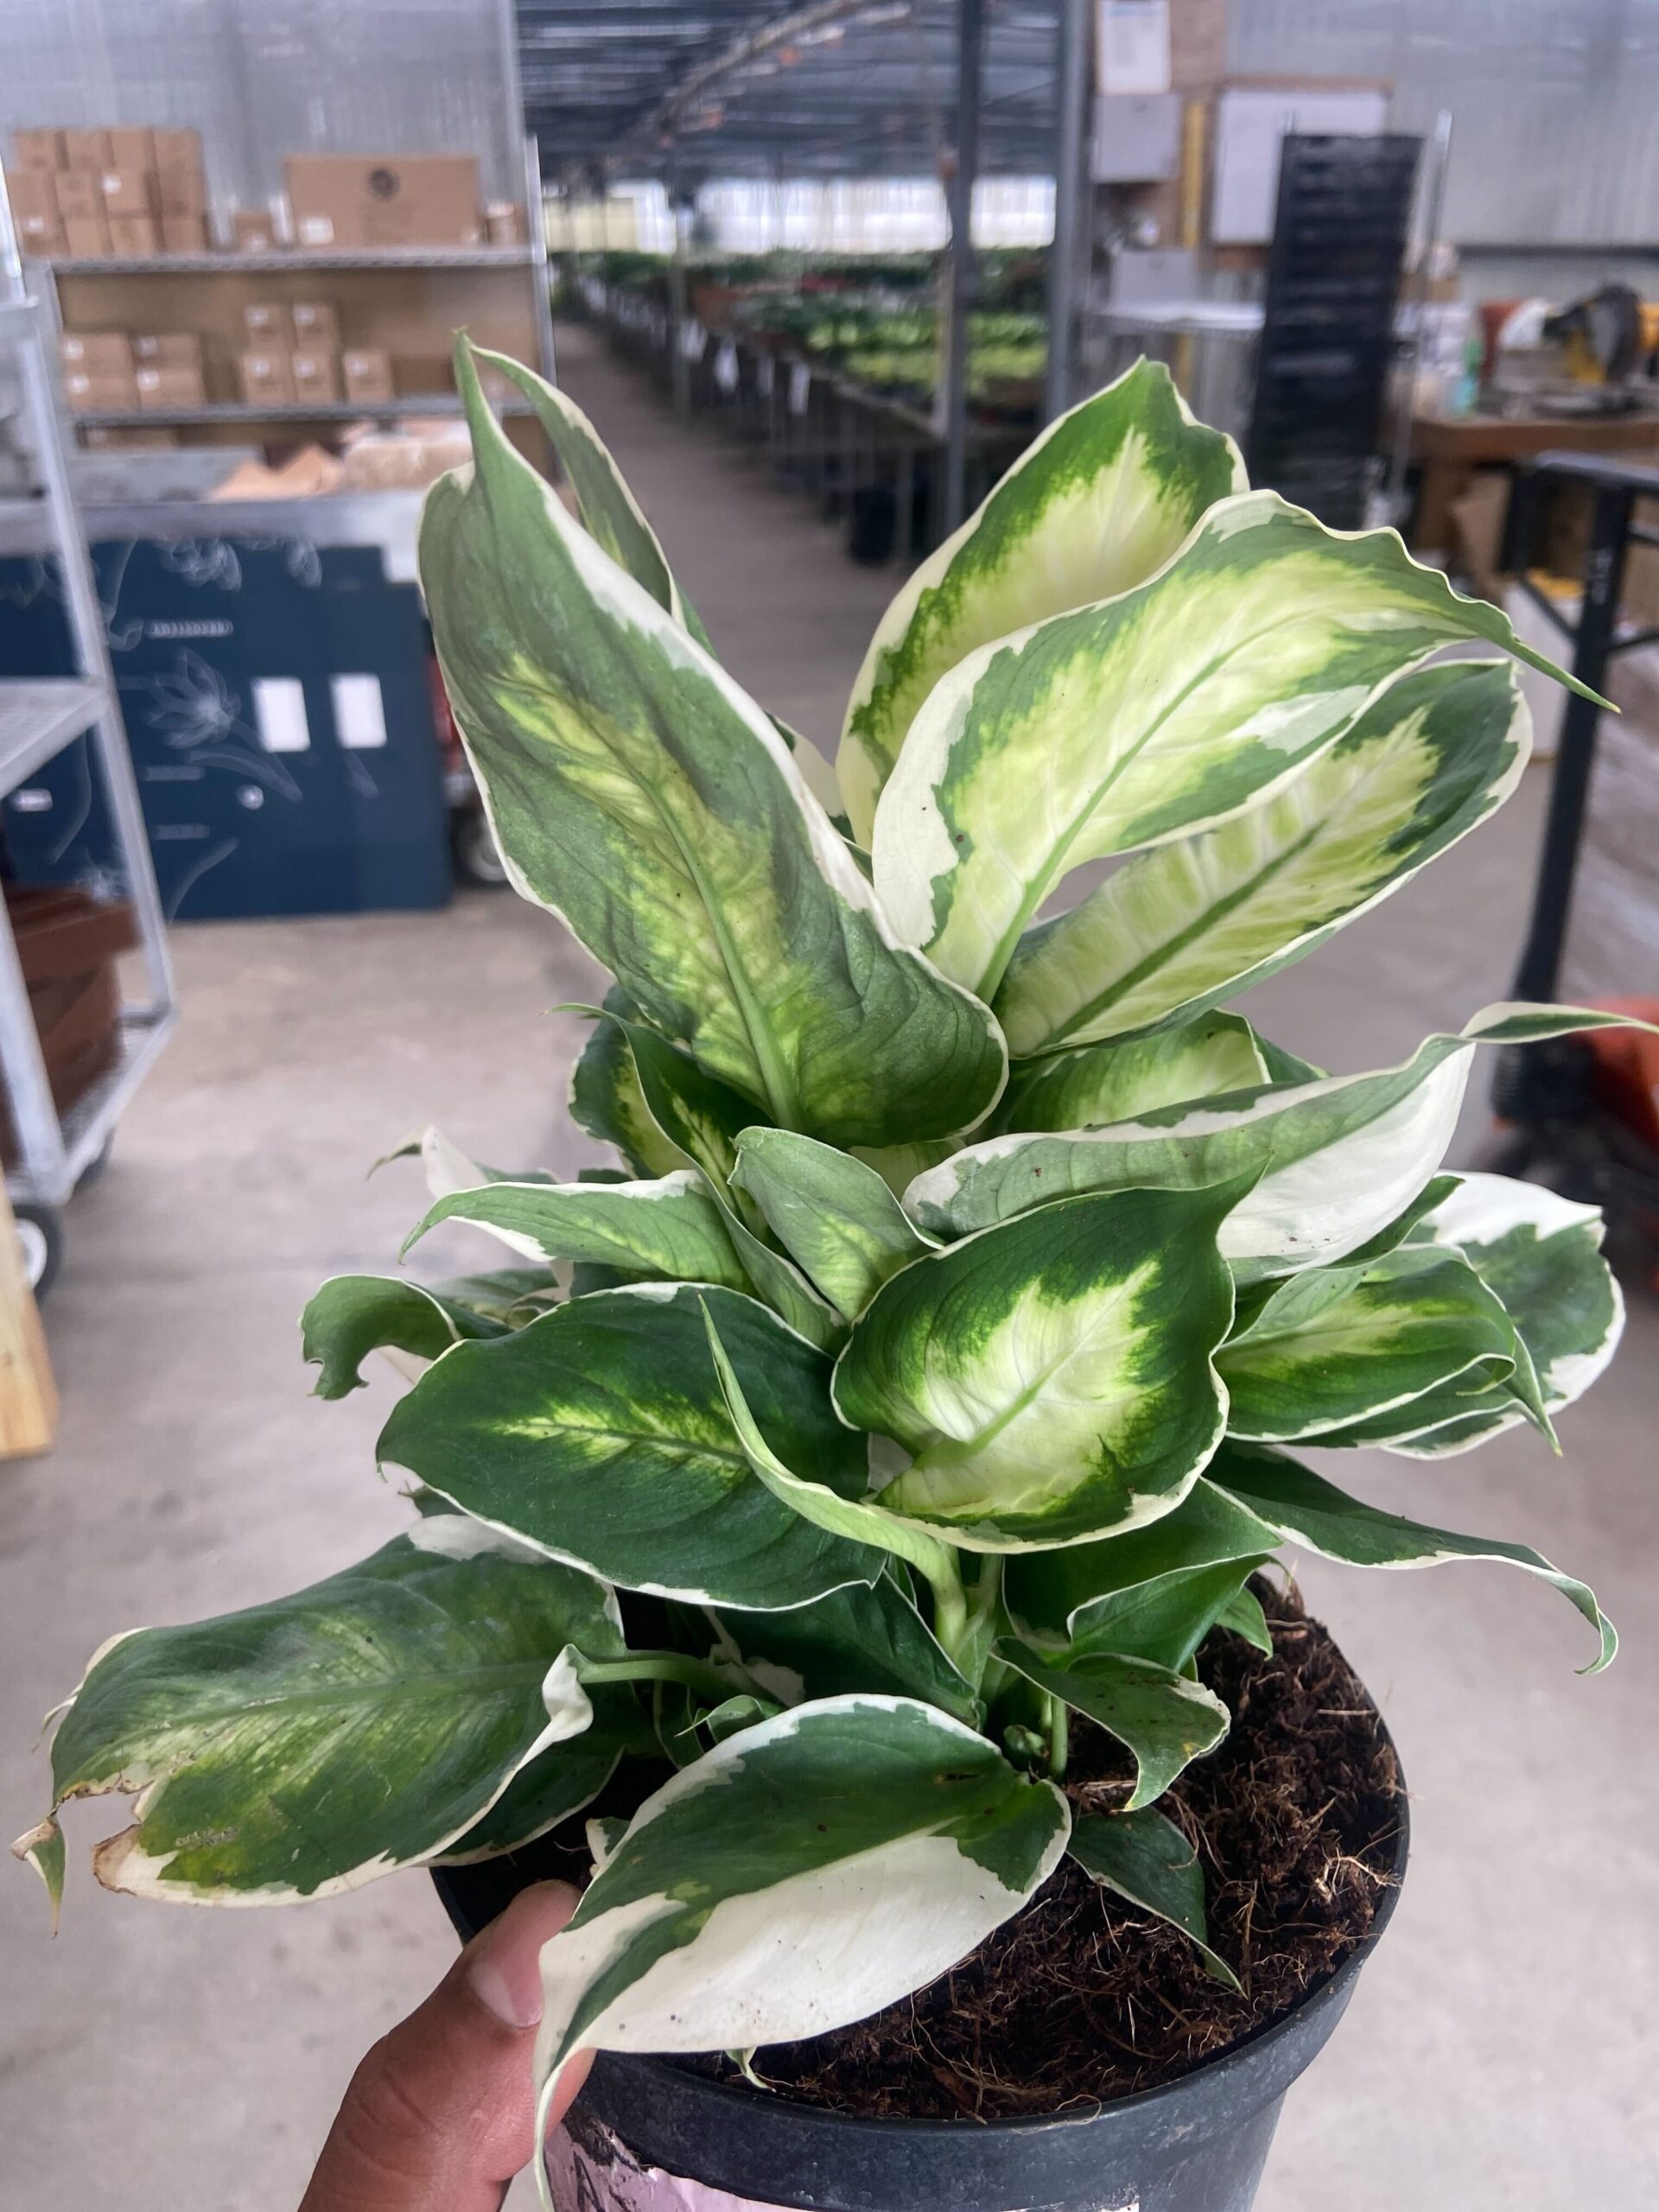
1229,0 -> 1659,248
0,0 -> 523,209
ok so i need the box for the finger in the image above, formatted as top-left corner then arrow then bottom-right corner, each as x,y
300,1879 -> 593,2212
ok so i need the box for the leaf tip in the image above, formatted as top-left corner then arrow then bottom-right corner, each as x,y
12,1815 -> 65,1931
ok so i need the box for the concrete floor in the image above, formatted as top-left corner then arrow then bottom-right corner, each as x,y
2,321 -> 1655,2210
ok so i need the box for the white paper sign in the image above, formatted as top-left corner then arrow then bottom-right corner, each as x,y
788,362 -> 811,416
1097,0 -> 1170,95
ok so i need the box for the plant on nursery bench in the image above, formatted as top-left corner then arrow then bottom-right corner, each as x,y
19,340 -> 1635,2189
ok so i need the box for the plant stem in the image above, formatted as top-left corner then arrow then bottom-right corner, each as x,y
925,1551 -> 971,1672
577,1653 -> 736,1702
1046,1694 -> 1069,1781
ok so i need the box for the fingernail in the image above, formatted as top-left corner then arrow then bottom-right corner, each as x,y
465,1910 -> 548,2031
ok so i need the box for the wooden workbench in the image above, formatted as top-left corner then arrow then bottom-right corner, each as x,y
1408,408 -> 1659,551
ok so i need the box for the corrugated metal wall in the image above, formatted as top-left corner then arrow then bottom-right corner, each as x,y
1230,0 -> 1659,247
0,0 -> 523,208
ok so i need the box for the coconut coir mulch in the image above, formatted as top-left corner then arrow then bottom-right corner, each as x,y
718,1578 -> 1403,2120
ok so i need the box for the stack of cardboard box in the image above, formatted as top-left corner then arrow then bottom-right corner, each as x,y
235,302 -> 394,409
7,125 -> 207,257
59,328 -> 205,413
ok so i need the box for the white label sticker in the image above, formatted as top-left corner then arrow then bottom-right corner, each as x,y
332,673 -> 387,749
298,213 -> 334,245
252,676 -> 310,753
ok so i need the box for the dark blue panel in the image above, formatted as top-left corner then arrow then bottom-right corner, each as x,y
0,534 -> 450,920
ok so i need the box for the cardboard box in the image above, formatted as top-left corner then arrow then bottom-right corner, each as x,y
289,299 -> 340,349
340,346 -> 395,403
160,213 -> 207,253
289,350 -> 340,404
60,129 -> 111,171
237,348 -> 295,404
105,126 -> 155,171
61,212 -> 111,257
60,331 -> 132,374
284,154 -> 482,249
107,213 -> 160,256
6,171 -> 63,255
232,207 -> 279,253
52,168 -> 100,221
131,332 -> 202,369
134,361 -> 205,410
155,160 -> 206,217
486,200 -> 526,245
150,128 -> 200,173
62,366 -> 137,413
99,165 -> 155,218
11,129 -> 65,171
243,300 -> 292,346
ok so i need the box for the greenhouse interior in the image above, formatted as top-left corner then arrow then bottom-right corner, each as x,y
0,5 -> 1656,2211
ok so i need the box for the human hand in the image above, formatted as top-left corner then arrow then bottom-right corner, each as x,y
300,1879 -> 593,2212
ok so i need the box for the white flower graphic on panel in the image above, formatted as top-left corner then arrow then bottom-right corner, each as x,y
118,649 -> 302,801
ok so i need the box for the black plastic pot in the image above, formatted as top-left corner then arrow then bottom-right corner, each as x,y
435,1725 -> 1406,2212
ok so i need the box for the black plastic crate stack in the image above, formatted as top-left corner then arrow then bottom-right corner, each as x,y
1245,132 -> 1422,530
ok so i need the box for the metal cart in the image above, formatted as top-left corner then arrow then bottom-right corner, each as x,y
0,176 -> 175,1289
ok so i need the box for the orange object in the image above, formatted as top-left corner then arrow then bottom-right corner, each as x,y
1584,997 -> 1659,1153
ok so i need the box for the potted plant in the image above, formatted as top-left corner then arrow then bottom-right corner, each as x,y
16,344 -> 1633,2212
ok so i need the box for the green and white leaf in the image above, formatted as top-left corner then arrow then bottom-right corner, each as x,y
833,1185 -> 1237,1551
1378,1173 -> 1624,1453
426,1265 -> 566,1327
1004,1478 -> 1281,1645
837,359 -> 1243,842
1206,1442 -> 1617,1669
576,1001 -> 844,1351
378,1284 -> 880,1611
995,1638 -> 1230,1808
301,1274 -> 509,1399
402,1171 -> 751,1292
907,1004 -> 1647,1281
423,340 -> 1005,1147
531,1694 -> 1070,2159
993,1012 -> 1268,1134
1227,1174 -> 1461,1346
997,659 -> 1531,1057
1067,1558 -> 1275,1674
706,1574 -> 980,1726
729,1128 -> 936,1319
1069,1808 -> 1240,1988
469,344 -> 710,645
1217,1246 -> 1531,1445
570,990 -> 684,1178
873,493 -> 1585,1001
25,1526 -> 622,1904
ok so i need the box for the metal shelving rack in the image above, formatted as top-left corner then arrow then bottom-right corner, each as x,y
68,395 -> 536,430
0,174 -> 175,1268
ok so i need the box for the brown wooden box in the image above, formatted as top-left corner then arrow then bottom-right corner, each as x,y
11,129 -> 66,171
0,889 -> 137,1167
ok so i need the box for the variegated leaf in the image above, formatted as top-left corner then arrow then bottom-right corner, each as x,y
907,1005 -> 1650,1281
21,1525 -> 624,1904
378,1284 -> 880,1611
998,658 -> 1531,1058
422,340 -> 1005,1147
576,1000 -> 844,1351
401,1170 -> 751,1292
531,1695 -> 1070,2156
1217,1247 -> 1530,1445
1069,1808 -> 1239,1987
426,1266 -> 567,1326
873,494 -> 1584,1001
995,1638 -> 1230,1808
569,988 -> 683,1179
729,1128 -> 935,1319
1005,1477 -> 1281,1646
993,1011 -> 1269,1134
705,1574 -> 980,1726
1226,1174 -> 1462,1347
1207,1442 -> 1616,1669
1331,1175 -> 1625,1456
301,1274 -> 508,1399
469,344 -> 710,645
833,1185 -> 1237,1551
837,359 -> 1243,842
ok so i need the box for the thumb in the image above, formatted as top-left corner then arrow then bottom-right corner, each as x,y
300,1879 -> 593,2212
